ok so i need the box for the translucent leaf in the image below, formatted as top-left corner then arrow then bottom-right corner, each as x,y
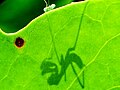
0,0 -> 120,89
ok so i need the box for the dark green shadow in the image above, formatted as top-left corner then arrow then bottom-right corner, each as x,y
40,47 -> 85,88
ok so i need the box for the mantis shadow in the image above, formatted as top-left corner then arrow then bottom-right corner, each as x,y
40,47 -> 85,88
41,1 -> 88,88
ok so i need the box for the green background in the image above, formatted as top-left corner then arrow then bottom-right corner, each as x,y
0,0 -> 82,33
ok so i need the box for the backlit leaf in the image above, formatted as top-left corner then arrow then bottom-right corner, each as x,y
0,0 -> 120,89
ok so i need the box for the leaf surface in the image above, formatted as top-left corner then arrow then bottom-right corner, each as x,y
0,0 -> 120,90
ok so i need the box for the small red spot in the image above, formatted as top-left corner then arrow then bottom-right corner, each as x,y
15,37 -> 24,48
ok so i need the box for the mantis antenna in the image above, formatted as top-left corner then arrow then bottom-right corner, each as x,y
44,0 -> 48,7
43,0 -> 56,12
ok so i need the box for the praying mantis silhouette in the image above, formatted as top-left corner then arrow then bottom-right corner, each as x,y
41,1 -> 88,88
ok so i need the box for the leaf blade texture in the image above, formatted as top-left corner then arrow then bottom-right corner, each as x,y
0,0 -> 120,89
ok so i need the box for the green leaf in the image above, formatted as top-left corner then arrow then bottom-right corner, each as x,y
0,0 -> 120,89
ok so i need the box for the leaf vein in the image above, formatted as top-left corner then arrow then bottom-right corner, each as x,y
67,32 -> 120,89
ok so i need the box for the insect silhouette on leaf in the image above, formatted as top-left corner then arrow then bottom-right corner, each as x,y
41,47 -> 85,88
41,1 -> 88,88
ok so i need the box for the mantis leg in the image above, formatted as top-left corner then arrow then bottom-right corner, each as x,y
71,62 -> 84,88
